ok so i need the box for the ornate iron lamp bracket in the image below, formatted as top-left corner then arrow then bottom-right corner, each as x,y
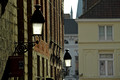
13,42 -> 35,55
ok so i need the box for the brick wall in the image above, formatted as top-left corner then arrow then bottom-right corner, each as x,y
33,0 -> 64,80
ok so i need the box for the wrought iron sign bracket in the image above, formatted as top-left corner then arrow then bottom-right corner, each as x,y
13,41 -> 36,55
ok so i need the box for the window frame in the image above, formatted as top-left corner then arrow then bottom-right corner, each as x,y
98,25 -> 113,41
99,54 -> 114,77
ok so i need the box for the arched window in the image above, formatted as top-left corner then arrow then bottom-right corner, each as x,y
64,40 -> 69,44
75,40 -> 78,44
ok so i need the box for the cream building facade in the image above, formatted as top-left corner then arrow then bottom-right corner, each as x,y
76,19 -> 120,80
76,0 -> 120,80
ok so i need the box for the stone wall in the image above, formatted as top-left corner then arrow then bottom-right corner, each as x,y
0,0 -> 64,80
0,0 -> 17,79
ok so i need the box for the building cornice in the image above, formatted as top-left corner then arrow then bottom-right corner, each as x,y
75,19 -> 120,22
79,41 -> 120,44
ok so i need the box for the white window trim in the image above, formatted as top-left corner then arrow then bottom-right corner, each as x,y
98,25 -> 114,41
99,54 -> 114,77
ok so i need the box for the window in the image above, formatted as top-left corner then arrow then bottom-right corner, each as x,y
75,56 -> 78,61
75,56 -> 79,75
45,0 -> 48,42
54,67 -> 56,80
42,58 -> 44,78
50,66 -> 53,77
99,54 -> 113,76
64,40 -> 69,44
75,40 -> 78,44
37,56 -> 40,80
75,70 -> 79,75
46,59 -> 48,76
99,26 -> 113,40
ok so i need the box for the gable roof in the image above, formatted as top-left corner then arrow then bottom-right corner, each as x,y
64,19 -> 78,34
79,0 -> 120,18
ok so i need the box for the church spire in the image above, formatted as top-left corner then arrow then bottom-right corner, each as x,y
70,7 -> 73,19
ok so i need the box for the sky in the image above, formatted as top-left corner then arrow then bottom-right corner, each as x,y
64,0 -> 78,19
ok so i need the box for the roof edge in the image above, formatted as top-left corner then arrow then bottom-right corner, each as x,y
75,19 -> 120,22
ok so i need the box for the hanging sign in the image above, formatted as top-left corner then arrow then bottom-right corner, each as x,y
9,56 -> 24,77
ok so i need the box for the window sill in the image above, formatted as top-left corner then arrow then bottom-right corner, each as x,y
99,40 -> 113,42
99,76 -> 114,78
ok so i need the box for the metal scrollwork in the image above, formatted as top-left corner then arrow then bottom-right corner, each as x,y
14,43 -> 28,54
13,42 -> 34,55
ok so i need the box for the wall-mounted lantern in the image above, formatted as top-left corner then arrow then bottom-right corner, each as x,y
31,4 -> 45,36
64,49 -> 72,67
14,4 -> 45,54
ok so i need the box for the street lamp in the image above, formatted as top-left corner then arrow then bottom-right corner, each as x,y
64,49 -> 72,67
14,4 -> 45,54
31,4 -> 45,36
31,4 -> 45,44
62,49 -> 72,78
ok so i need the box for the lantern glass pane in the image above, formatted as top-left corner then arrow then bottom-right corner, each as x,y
33,23 -> 42,35
65,60 -> 71,67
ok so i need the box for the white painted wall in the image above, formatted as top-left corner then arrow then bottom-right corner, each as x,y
64,34 -> 79,80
